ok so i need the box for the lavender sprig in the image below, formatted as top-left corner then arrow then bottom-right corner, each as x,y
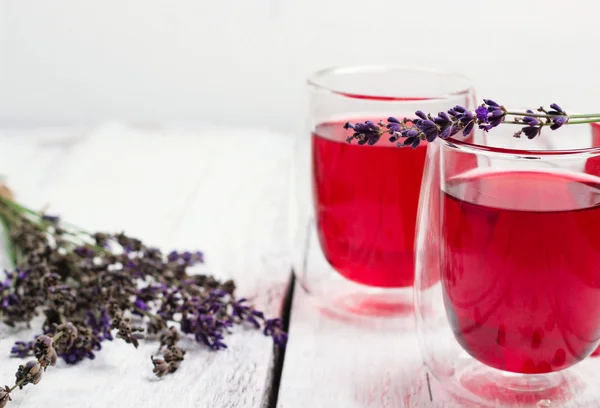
344,100 -> 600,148
0,184 -> 287,407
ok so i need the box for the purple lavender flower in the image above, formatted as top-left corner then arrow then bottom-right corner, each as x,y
232,298 -> 264,329
475,106 -> 489,123
167,250 -> 179,262
415,120 -> 439,142
60,346 -> 97,364
0,386 -> 11,407
483,99 -> 500,107
415,110 -> 428,120
87,309 -> 113,341
549,103 -> 566,115
264,318 -> 288,348
551,116 -> 568,130
522,126 -> 541,139
74,246 -> 95,258
522,116 -> 541,127
400,137 -> 421,149
11,341 -> 34,358
433,112 -> 453,140
15,360 -> 42,388
463,121 -> 475,136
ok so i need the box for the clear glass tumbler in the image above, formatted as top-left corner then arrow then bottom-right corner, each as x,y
290,65 -> 475,319
415,114 -> 600,405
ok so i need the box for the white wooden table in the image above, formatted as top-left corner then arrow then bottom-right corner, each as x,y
0,124 -> 597,408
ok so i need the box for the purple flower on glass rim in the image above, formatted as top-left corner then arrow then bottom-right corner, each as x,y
522,116 -> 541,127
415,110 -> 428,120
483,99 -> 500,107
463,121 -> 475,136
475,106 -> 489,123
522,126 -> 541,139
551,116 -> 568,130
549,103 -> 566,115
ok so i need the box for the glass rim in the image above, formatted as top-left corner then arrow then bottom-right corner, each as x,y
444,123 -> 600,158
306,64 -> 474,101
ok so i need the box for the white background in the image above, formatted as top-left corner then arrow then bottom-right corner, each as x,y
0,0 -> 598,135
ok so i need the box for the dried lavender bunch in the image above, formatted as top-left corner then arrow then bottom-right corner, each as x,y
343,100 -> 600,148
0,191 -> 287,406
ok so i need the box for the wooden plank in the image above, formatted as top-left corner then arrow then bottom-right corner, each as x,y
277,286 -> 431,408
0,124 -> 294,407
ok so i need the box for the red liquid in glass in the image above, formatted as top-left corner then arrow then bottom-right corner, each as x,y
312,120 -> 427,288
588,123 -> 600,358
442,170 -> 600,374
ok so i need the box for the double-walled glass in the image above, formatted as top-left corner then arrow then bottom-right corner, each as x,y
415,117 -> 600,405
290,65 -> 474,318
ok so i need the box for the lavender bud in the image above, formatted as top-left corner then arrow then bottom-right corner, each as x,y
11,341 -> 33,358
34,335 -> 58,369
462,110 -> 474,121
403,136 -> 418,147
387,116 -> 400,124
415,110 -> 428,120
463,121 -> 475,137
453,105 -> 467,113
439,126 -> 452,140
550,116 -> 568,130
367,134 -> 381,146
424,129 -> 439,143
489,109 -> 505,119
450,124 -> 460,136
437,112 -> 450,122
522,126 -> 540,139
483,99 -> 500,107
151,356 -> 171,378
15,360 -> 42,389
522,117 -> 540,127
475,106 -> 489,123
417,120 -> 437,130
549,103 -> 565,114
0,386 -> 11,408
364,121 -> 379,131
388,124 -> 402,133
402,129 -> 419,138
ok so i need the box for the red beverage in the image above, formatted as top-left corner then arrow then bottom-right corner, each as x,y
442,170 -> 600,374
312,119 -> 427,288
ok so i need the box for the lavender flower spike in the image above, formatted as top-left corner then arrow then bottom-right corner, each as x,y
342,99 -> 600,147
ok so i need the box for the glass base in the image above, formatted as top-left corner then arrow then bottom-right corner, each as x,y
295,219 -> 416,324
298,276 -> 414,323
438,358 -> 587,407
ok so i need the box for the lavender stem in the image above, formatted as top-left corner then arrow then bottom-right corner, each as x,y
505,111 -> 600,119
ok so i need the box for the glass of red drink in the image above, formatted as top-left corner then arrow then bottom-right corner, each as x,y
415,114 -> 600,405
290,66 -> 475,318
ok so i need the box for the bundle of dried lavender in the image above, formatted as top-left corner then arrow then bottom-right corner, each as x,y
0,187 -> 286,407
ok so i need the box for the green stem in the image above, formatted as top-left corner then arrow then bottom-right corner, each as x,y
52,332 -> 64,342
504,119 -> 600,126
0,196 -> 90,236
10,377 -> 26,392
505,111 -> 600,119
